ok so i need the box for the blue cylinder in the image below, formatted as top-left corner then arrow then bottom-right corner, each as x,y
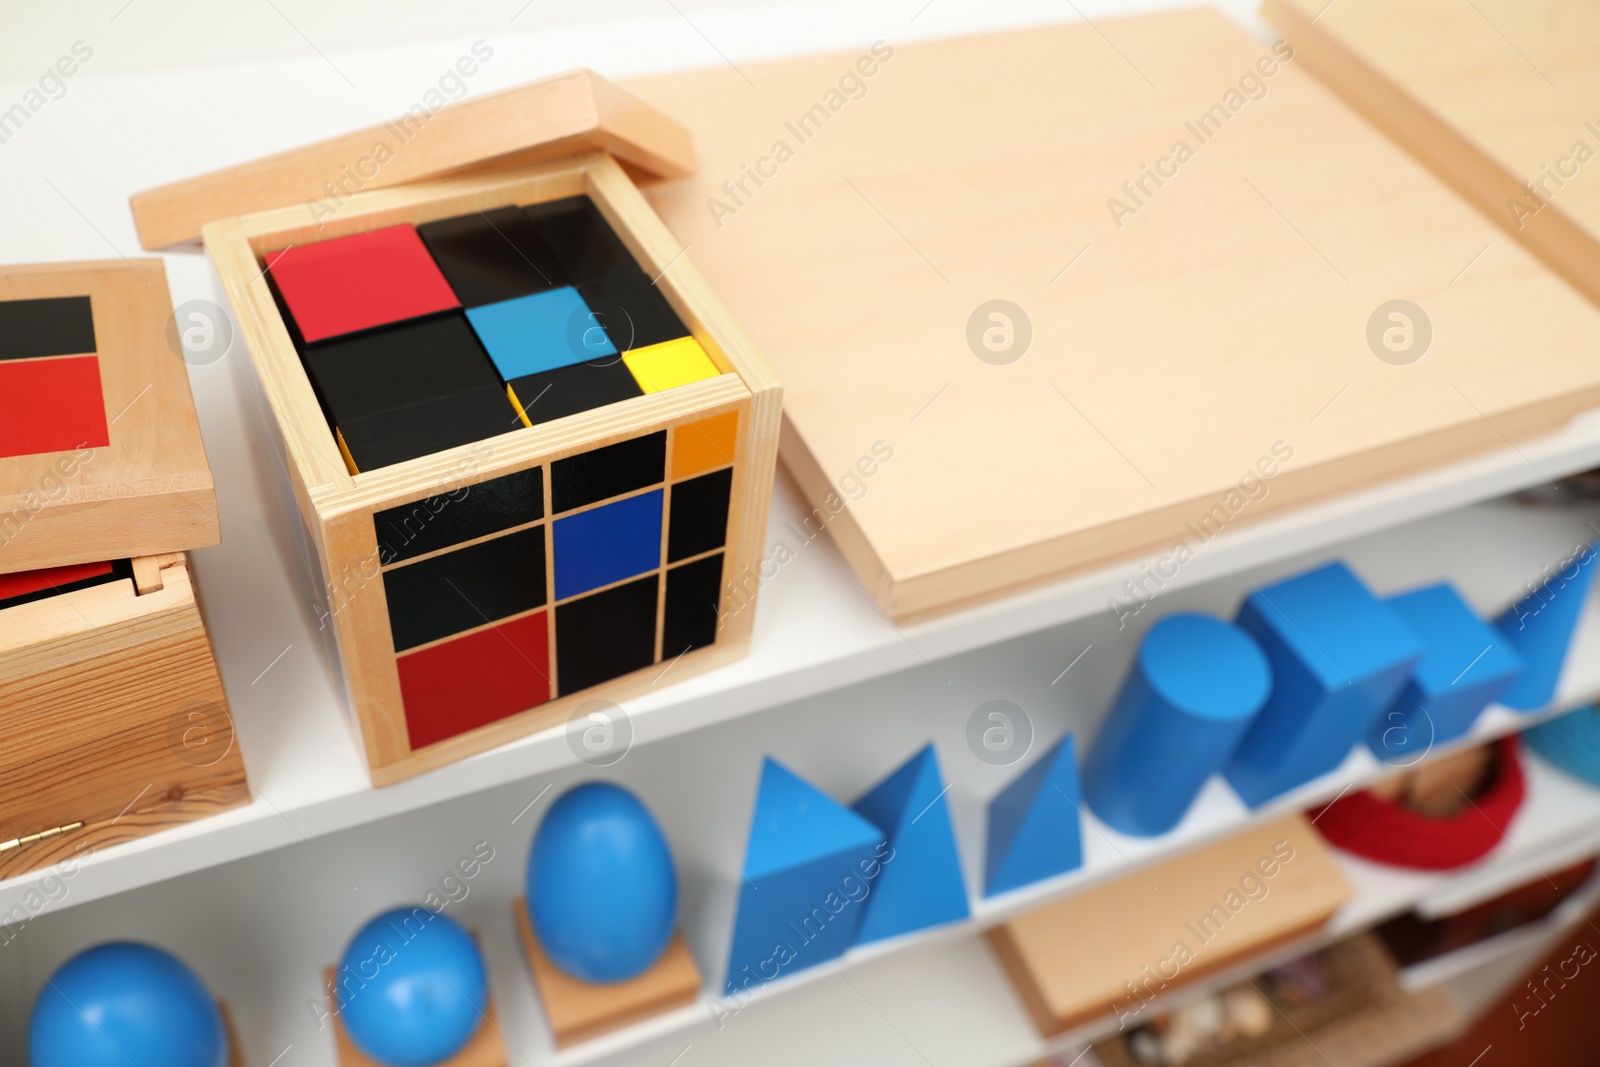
1084,613 -> 1272,836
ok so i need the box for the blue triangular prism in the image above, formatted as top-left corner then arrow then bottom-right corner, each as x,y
985,734 -> 1084,897
742,758 -> 883,880
724,758 -> 885,993
850,745 -> 970,944
1495,541 -> 1598,709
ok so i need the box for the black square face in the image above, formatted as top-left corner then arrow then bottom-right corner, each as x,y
303,312 -> 501,424
551,431 -> 666,512
382,525 -> 547,651
0,295 -> 96,360
555,574 -> 659,692
339,382 -> 522,472
575,271 -> 686,354
418,206 -> 570,307
668,467 -> 733,562
524,197 -> 624,284
663,553 -> 723,657
375,467 -> 544,565
508,359 -> 643,426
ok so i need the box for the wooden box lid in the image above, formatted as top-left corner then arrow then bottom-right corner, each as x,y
987,814 -> 1351,1036
129,69 -> 698,249
629,10 -> 1600,621
0,260 -> 218,575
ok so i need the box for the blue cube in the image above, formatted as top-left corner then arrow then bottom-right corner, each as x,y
1224,562 -> 1422,806
1370,584 -> 1523,763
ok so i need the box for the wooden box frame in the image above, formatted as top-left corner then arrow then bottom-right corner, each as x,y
0,554 -> 250,878
205,154 -> 780,785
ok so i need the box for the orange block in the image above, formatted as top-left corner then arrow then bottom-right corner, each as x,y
672,411 -> 738,479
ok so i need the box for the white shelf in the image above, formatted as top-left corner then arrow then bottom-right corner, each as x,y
4,1 -> 1600,1064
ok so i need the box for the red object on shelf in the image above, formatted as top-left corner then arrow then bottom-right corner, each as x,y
1309,737 -> 1526,870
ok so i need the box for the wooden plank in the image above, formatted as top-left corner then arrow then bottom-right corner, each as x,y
1266,0 -> 1600,308
0,260 -> 218,574
132,70 -> 697,249
987,814 -> 1351,1036
627,11 -> 1600,621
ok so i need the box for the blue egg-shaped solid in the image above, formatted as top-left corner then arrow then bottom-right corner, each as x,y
527,782 -> 678,983
29,942 -> 227,1067
337,906 -> 488,1067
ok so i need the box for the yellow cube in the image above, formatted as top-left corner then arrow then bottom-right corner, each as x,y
623,337 -> 721,393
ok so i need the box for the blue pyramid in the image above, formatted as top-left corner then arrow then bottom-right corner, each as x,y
985,734 -> 1084,897
724,758 -> 885,995
850,745 -> 970,945
1495,541 -> 1598,710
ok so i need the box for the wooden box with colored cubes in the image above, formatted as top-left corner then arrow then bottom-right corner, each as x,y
0,259 -> 249,877
132,72 -> 781,784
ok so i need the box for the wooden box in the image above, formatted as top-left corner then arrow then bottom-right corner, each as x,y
0,260 -> 246,878
988,815 -> 1351,1036
133,73 -> 780,785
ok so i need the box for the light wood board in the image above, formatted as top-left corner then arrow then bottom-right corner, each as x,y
132,69 -> 698,249
988,814 -> 1351,1036
514,898 -> 700,1048
628,10 -> 1600,621
1266,0 -> 1600,308
0,260 -> 218,575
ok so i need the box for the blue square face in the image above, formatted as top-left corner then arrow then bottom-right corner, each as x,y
465,286 -> 617,380
1387,584 -> 1522,696
552,489 -> 663,599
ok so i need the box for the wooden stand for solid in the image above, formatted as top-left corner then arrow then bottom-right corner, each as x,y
220,1001 -> 248,1067
0,553 -> 249,878
987,815 -> 1352,1036
1265,0 -> 1600,308
628,10 -> 1600,621
134,72 -> 781,786
512,898 -> 700,1048
321,966 -> 506,1067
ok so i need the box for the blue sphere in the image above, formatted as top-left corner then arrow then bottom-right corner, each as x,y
337,907 -> 487,1067
29,942 -> 227,1067
528,782 -> 678,983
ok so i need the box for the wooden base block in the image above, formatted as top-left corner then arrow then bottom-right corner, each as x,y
513,897 -> 700,1048
322,967 -> 506,1067
988,814 -> 1352,1036
220,1001 -> 247,1067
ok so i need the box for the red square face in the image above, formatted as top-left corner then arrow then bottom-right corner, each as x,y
0,356 -> 110,458
266,224 -> 460,343
396,610 -> 551,750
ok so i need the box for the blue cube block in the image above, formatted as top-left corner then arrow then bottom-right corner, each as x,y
465,286 -> 616,380
850,745 -> 970,944
1370,584 -> 1523,762
1494,541 -> 1598,710
1224,562 -> 1422,807
1084,613 -> 1272,837
985,734 -> 1084,897
724,759 -> 885,995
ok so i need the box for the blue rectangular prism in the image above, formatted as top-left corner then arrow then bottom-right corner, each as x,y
465,285 -> 616,380
1370,584 -> 1523,762
551,489 -> 662,599
1224,561 -> 1422,806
